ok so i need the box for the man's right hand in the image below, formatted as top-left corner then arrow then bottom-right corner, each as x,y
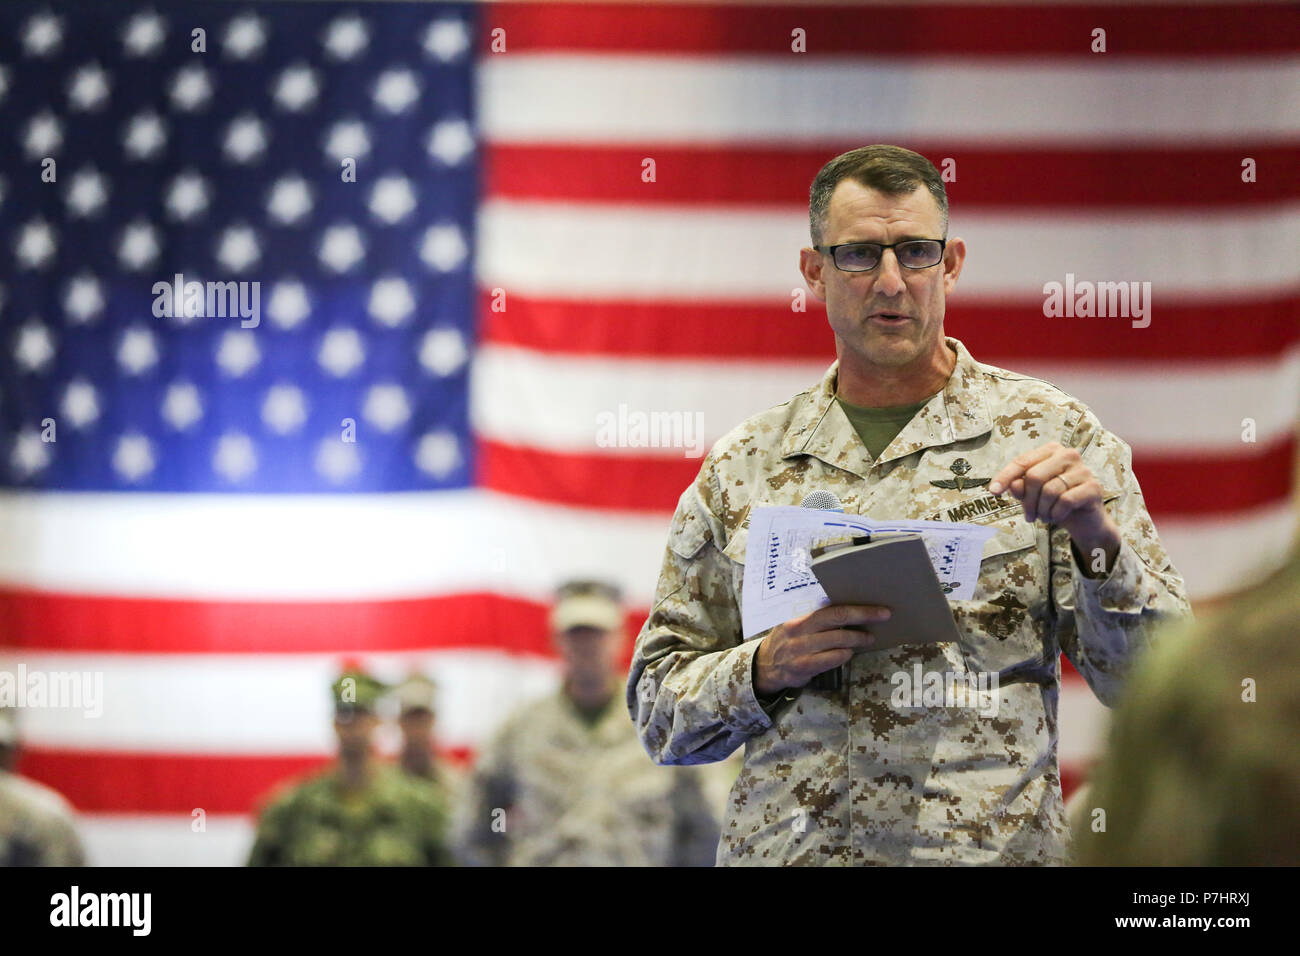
753,604 -> 891,695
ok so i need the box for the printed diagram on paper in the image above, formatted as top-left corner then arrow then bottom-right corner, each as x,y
740,506 -> 997,639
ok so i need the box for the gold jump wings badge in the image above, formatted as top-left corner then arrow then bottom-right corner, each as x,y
929,457 -> 991,492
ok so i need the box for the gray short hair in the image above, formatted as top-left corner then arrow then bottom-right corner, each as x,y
809,145 -> 948,246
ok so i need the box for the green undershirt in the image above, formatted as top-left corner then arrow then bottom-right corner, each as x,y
836,393 -> 935,460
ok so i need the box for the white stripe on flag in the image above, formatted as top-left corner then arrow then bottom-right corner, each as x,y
0,490 -> 669,602
479,199 -> 1300,299
1,650 -> 560,754
0,491 -> 1291,602
79,814 -> 255,868
474,343 -> 1300,453
480,55 -> 1300,143
4,649 -> 1108,762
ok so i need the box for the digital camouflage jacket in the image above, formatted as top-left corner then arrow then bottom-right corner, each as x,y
627,336 -> 1192,865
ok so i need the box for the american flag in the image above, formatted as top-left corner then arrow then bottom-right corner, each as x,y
1,0 -> 1297,865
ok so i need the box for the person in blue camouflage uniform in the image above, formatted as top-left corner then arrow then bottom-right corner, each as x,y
247,668 -> 452,866
627,145 -> 1193,866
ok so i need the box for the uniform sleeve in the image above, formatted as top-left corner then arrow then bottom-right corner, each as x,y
451,720 -> 516,867
245,792 -> 291,867
668,768 -> 721,866
626,461 -> 790,767
416,785 -> 456,867
1050,407 -> 1194,706
34,806 -> 86,866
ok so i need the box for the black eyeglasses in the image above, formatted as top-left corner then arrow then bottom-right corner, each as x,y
815,239 -> 946,272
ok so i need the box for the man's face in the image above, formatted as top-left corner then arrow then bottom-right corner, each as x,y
800,181 -> 965,373
554,625 -> 622,686
333,710 -> 379,759
398,709 -> 434,745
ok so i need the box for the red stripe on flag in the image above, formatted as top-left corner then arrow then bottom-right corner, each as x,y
16,749 -> 473,815
483,3 -> 1300,56
479,439 -> 700,512
0,590 -> 648,656
481,292 -> 1299,362
486,144 -> 1300,208
17,747 -> 1088,814
478,437 -> 1296,517
1127,438 -> 1296,517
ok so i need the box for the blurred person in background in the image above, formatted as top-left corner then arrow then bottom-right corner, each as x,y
454,580 -> 720,866
393,671 -> 464,799
0,707 -> 85,866
247,666 -> 453,866
1073,546 -> 1300,865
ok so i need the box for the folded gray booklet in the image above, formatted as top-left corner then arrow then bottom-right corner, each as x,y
809,533 -> 962,651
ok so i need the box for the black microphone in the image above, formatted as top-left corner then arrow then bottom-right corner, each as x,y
800,489 -> 845,693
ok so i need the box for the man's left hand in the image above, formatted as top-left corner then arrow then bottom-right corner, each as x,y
987,442 -> 1121,574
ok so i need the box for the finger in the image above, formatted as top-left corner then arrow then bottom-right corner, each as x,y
1022,451 -> 1077,522
801,627 -> 877,654
799,603 -> 891,634
988,444 -> 1056,495
1043,478 -> 1095,523
798,647 -> 858,683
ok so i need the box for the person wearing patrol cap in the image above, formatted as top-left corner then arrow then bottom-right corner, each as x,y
452,581 -> 722,866
0,706 -> 87,866
247,663 -> 454,866
393,672 -> 438,779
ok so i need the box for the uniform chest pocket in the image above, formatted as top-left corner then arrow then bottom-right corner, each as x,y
972,519 -> 1044,603
954,519 -> 1050,668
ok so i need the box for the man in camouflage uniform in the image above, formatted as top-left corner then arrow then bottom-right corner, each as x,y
454,581 -> 720,866
392,672 -> 465,801
247,667 -> 452,866
627,144 -> 1192,866
1074,546 -> 1300,865
0,707 -> 86,866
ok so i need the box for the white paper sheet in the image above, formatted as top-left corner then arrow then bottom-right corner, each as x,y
740,506 -> 997,639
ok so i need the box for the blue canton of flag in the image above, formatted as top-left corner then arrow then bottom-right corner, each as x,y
0,0 -> 479,493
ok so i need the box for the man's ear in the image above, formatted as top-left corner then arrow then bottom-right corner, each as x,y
799,246 -> 828,303
942,237 -> 966,295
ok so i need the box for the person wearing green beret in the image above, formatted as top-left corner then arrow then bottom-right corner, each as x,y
247,666 -> 454,866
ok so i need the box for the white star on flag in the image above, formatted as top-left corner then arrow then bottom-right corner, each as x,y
61,380 -> 101,429
112,434 -> 155,482
267,281 -> 311,329
161,382 -> 203,431
169,65 -> 213,112
223,14 -> 268,60
66,168 -> 110,218
67,63 -> 111,111
317,328 -> 365,377
117,327 -> 159,375
213,432 -> 258,482
323,15 -> 369,61
423,18 -> 471,63
215,331 -> 262,377
122,11 -> 166,58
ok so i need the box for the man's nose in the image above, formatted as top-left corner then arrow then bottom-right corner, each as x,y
872,247 -> 907,297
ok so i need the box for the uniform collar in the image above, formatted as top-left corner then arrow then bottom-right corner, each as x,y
781,336 -> 993,478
